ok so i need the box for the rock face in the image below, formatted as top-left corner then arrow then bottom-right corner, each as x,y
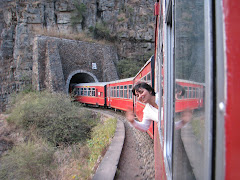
0,0 -> 155,112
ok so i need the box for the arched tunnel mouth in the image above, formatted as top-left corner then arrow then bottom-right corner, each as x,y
69,73 -> 96,93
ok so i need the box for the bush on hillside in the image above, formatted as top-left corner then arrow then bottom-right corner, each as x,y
0,140 -> 55,180
7,91 -> 100,145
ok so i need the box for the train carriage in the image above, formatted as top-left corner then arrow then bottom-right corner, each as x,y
74,82 -> 108,107
106,78 -> 134,112
175,79 -> 204,112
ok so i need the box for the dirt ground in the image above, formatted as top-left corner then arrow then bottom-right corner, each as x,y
112,111 -> 155,180
115,122 -> 145,180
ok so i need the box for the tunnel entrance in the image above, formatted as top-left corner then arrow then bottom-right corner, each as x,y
66,70 -> 98,94
70,73 -> 95,84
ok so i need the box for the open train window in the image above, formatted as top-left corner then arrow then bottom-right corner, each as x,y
189,87 -> 192,99
124,86 -> 127,99
120,86 -> 123,98
193,87 -> 196,98
80,88 -> 83,96
117,86 -> 119,98
92,88 -> 95,97
83,88 -> 87,96
128,85 -> 132,99
113,86 -> 117,97
88,88 -> 91,96
184,87 -> 188,99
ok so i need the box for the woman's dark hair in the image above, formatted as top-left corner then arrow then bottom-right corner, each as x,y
132,82 -> 156,96
175,83 -> 185,96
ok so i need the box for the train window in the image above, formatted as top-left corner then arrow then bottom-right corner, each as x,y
129,85 -> 132,99
172,0 -> 211,179
110,87 -> 113,97
83,88 -> 87,96
92,88 -> 95,97
114,86 -> 116,97
184,87 -> 188,99
193,87 -> 196,98
117,86 -> 119,98
80,88 -> 83,96
88,88 -> 91,96
124,86 -> 127,98
189,87 -> 192,99
120,86 -> 123,98
147,73 -> 151,81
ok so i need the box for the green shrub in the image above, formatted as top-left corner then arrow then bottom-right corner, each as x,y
7,91 -> 100,145
0,141 -> 55,180
70,1 -> 87,26
117,58 -> 145,78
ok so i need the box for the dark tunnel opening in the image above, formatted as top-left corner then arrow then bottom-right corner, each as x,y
69,73 -> 96,93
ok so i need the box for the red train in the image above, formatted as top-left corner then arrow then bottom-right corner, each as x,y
73,56 -> 204,139
74,0 -> 240,179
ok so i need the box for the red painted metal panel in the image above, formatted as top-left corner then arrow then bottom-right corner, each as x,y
223,0 -> 240,179
154,124 -> 167,180
107,78 -> 133,111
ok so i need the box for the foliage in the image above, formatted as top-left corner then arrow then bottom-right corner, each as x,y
0,140 -> 55,180
7,91 -> 100,145
117,52 -> 154,78
117,58 -> 145,78
51,118 -> 117,180
87,118 -> 117,175
70,1 -> 87,26
89,22 -> 115,41
2,91 -> 118,180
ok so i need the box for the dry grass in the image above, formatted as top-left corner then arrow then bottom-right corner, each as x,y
33,27 -> 112,45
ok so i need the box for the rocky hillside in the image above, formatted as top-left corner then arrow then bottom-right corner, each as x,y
0,0 -> 156,112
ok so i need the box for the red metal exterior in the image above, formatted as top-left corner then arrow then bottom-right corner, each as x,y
223,0 -> 240,178
107,78 -> 134,111
75,83 -> 107,106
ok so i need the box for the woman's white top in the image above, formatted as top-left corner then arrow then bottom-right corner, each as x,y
132,93 -> 159,132
132,103 -> 158,132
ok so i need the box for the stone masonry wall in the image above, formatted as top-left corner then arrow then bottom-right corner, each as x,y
32,36 -> 119,93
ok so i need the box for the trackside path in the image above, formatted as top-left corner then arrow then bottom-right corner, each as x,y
88,107 -> 155,180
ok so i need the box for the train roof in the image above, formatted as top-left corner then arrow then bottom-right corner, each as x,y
108,77 -> 134,84
74,82 -> 108,87
176,79 -> 205,86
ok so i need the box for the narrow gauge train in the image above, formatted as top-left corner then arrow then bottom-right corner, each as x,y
74,0 -> 240,179
73,57 -> 203,139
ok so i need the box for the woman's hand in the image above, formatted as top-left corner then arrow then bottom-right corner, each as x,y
126,110 -> 135,124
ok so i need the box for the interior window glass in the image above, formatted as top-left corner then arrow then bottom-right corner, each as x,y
124,86 -> 128,98
129,85 -> 132,99
173,0 -> 206,179
117,86 -> 119,97
120,86 -> 123,98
